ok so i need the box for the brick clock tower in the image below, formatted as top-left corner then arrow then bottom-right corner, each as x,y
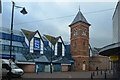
69,10 -> 91,71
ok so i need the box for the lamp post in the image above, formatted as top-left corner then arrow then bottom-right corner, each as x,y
9,1 -> 27,78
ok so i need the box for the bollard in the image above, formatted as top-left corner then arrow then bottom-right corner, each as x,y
101,70 -> 102,75
105,71 -> 106,79
93,72 -> 95,76
91,73 -> 93,79
97,71 -> 98,75
109,70 -> 111,73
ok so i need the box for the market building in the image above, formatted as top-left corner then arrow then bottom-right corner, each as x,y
99,1 -> 120,78
1,27 -> 74,73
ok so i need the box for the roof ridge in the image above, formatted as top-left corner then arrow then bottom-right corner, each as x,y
69,10 -> 90,26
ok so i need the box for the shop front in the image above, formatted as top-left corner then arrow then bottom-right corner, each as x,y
35,62 -> 61,73
99,42 -> 120,78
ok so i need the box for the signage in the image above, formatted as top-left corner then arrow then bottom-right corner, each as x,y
110,55 -> 119,61
0,54 -> 15,59
34,37 -> 40,51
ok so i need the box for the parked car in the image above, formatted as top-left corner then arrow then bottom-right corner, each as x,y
2,59 -> 24,78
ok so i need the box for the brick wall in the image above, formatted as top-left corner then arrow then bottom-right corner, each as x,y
17,64 -> 35,73
89,56 -> 109,71
62,65 -> 68,72
70,22 -> 90,71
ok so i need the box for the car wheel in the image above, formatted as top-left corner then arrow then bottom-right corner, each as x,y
7,72 -> 13,78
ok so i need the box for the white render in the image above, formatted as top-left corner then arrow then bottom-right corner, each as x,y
55,43 -> 57,55
25,37 -> 29,46
58,38 -> 62,42
113,2 -> 120,43
40,40 -> 43,54
30,38 -> 33,53
34,33 -> 40,38
62,44 -> 65,56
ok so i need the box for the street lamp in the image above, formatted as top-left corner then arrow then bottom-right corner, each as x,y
9,1 -> 27,78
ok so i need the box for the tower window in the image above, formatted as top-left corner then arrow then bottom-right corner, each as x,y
83,41 -> 85,46
73,41 -> 77,48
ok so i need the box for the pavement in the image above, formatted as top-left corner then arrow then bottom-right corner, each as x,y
1,71 -> 119,80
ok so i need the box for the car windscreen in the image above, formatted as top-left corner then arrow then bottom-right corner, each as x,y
10,63 -> 19,69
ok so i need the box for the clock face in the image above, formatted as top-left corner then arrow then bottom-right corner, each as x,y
73,30 -> 77,36
82,28 -> 87,36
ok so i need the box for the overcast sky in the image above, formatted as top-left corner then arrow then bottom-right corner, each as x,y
2,0 -> 118,48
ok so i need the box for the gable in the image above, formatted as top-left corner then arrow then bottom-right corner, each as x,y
58,38 -> 62,42
34,32 -> 40,38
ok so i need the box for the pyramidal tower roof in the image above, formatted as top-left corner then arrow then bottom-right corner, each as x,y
69,10 -> 90,27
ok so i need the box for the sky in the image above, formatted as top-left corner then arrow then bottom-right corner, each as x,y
1,0 -> 118,48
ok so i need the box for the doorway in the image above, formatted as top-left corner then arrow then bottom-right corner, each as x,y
82,61 -> 86,70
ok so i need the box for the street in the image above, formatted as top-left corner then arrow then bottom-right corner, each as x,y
2,71 -> 116,80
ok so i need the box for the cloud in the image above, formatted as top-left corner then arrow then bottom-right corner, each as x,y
2,2 -> 117,48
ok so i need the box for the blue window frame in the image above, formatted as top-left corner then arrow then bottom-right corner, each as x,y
21,37 -> 25,42
16,36 -> 21,41
2,33 -> 6,39
0,32 -> 2,38
12,35 -> 16,41
44,41 -> 49,46
6,33 -> 10,40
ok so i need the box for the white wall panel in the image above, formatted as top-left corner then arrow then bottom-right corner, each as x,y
34,33 -> 40,38
62,44 -> 65,56
58,38 -> 62,42
40,40 -> 43,54
113,2 -> 120,43
25,37 -> 29,46
30,38 -> 34,53
55,43 -> 57,55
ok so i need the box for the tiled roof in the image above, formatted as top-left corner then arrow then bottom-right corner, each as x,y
69,10 -> 90,26
44,35 -> 60,45
21,29 -> 35,41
